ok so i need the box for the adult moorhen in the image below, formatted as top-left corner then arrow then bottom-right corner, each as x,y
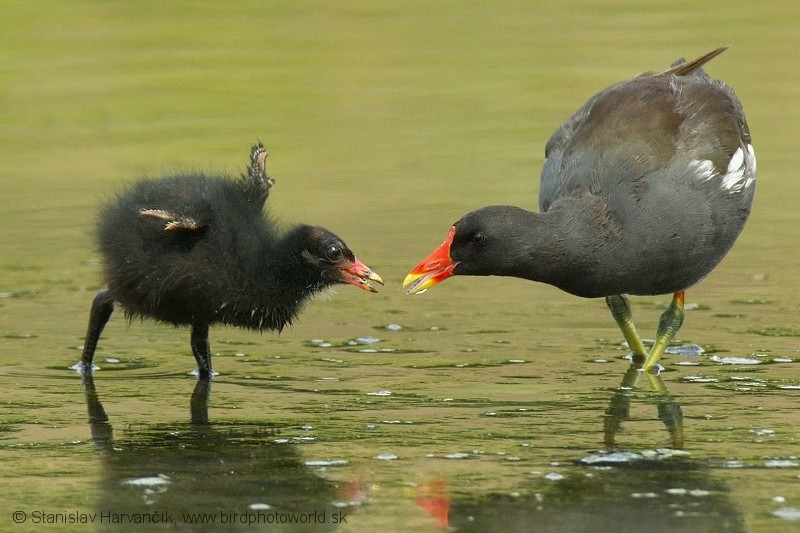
81,142 -> 383,378
404,47 -> 755,372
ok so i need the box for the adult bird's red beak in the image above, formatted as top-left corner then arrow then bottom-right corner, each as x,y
403,226 -> 458,294
342,257 -> 384,293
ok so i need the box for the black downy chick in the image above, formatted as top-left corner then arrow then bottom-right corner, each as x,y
81,143 -> 383,378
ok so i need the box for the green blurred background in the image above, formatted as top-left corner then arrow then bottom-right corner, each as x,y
3,0 -> 797,274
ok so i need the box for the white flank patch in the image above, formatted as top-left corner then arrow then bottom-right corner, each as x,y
690,158 -> 716,181
691,144 -> 756,194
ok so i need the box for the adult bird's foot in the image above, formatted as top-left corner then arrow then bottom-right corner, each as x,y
639,362 -> 664,375
625,351 -> 664,374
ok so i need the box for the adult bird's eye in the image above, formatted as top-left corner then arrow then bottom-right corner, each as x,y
470,233 -> 487,247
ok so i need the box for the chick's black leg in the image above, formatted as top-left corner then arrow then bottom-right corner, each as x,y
81,290 -> 115,373
190,323 -> 213,378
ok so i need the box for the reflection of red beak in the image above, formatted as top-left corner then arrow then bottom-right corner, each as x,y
413,479 -> 450,529
403,226 -> 458,294
342,257 -> 384,293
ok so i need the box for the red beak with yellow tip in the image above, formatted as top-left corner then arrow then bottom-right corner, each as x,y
403,226 -> 458,294
343,257 -> 384,293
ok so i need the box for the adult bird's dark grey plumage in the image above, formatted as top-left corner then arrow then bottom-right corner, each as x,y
405,47 -> 755,372
81,143 -> 383,378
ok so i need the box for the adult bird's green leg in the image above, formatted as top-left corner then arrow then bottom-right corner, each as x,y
642,291 -> 686,372
605,295 -> 648,366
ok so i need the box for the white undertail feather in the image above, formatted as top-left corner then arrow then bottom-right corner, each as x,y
745,144 -> 756,189
721,144 -> 756,192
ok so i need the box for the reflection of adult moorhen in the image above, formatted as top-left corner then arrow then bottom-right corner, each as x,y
405,47 -> 755,372
81,143 -> 382,378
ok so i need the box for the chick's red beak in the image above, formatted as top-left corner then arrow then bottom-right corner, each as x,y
403,226 -> 458,295
342,257 -> 384,293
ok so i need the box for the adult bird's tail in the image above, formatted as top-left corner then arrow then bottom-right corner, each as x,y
657,46 -> 729,78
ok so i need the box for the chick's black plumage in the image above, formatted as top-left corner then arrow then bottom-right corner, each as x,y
82,143 -> 382,378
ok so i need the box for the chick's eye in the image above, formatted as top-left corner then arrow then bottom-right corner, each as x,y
470,233 -> 487,247
325,244 -> 344,261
